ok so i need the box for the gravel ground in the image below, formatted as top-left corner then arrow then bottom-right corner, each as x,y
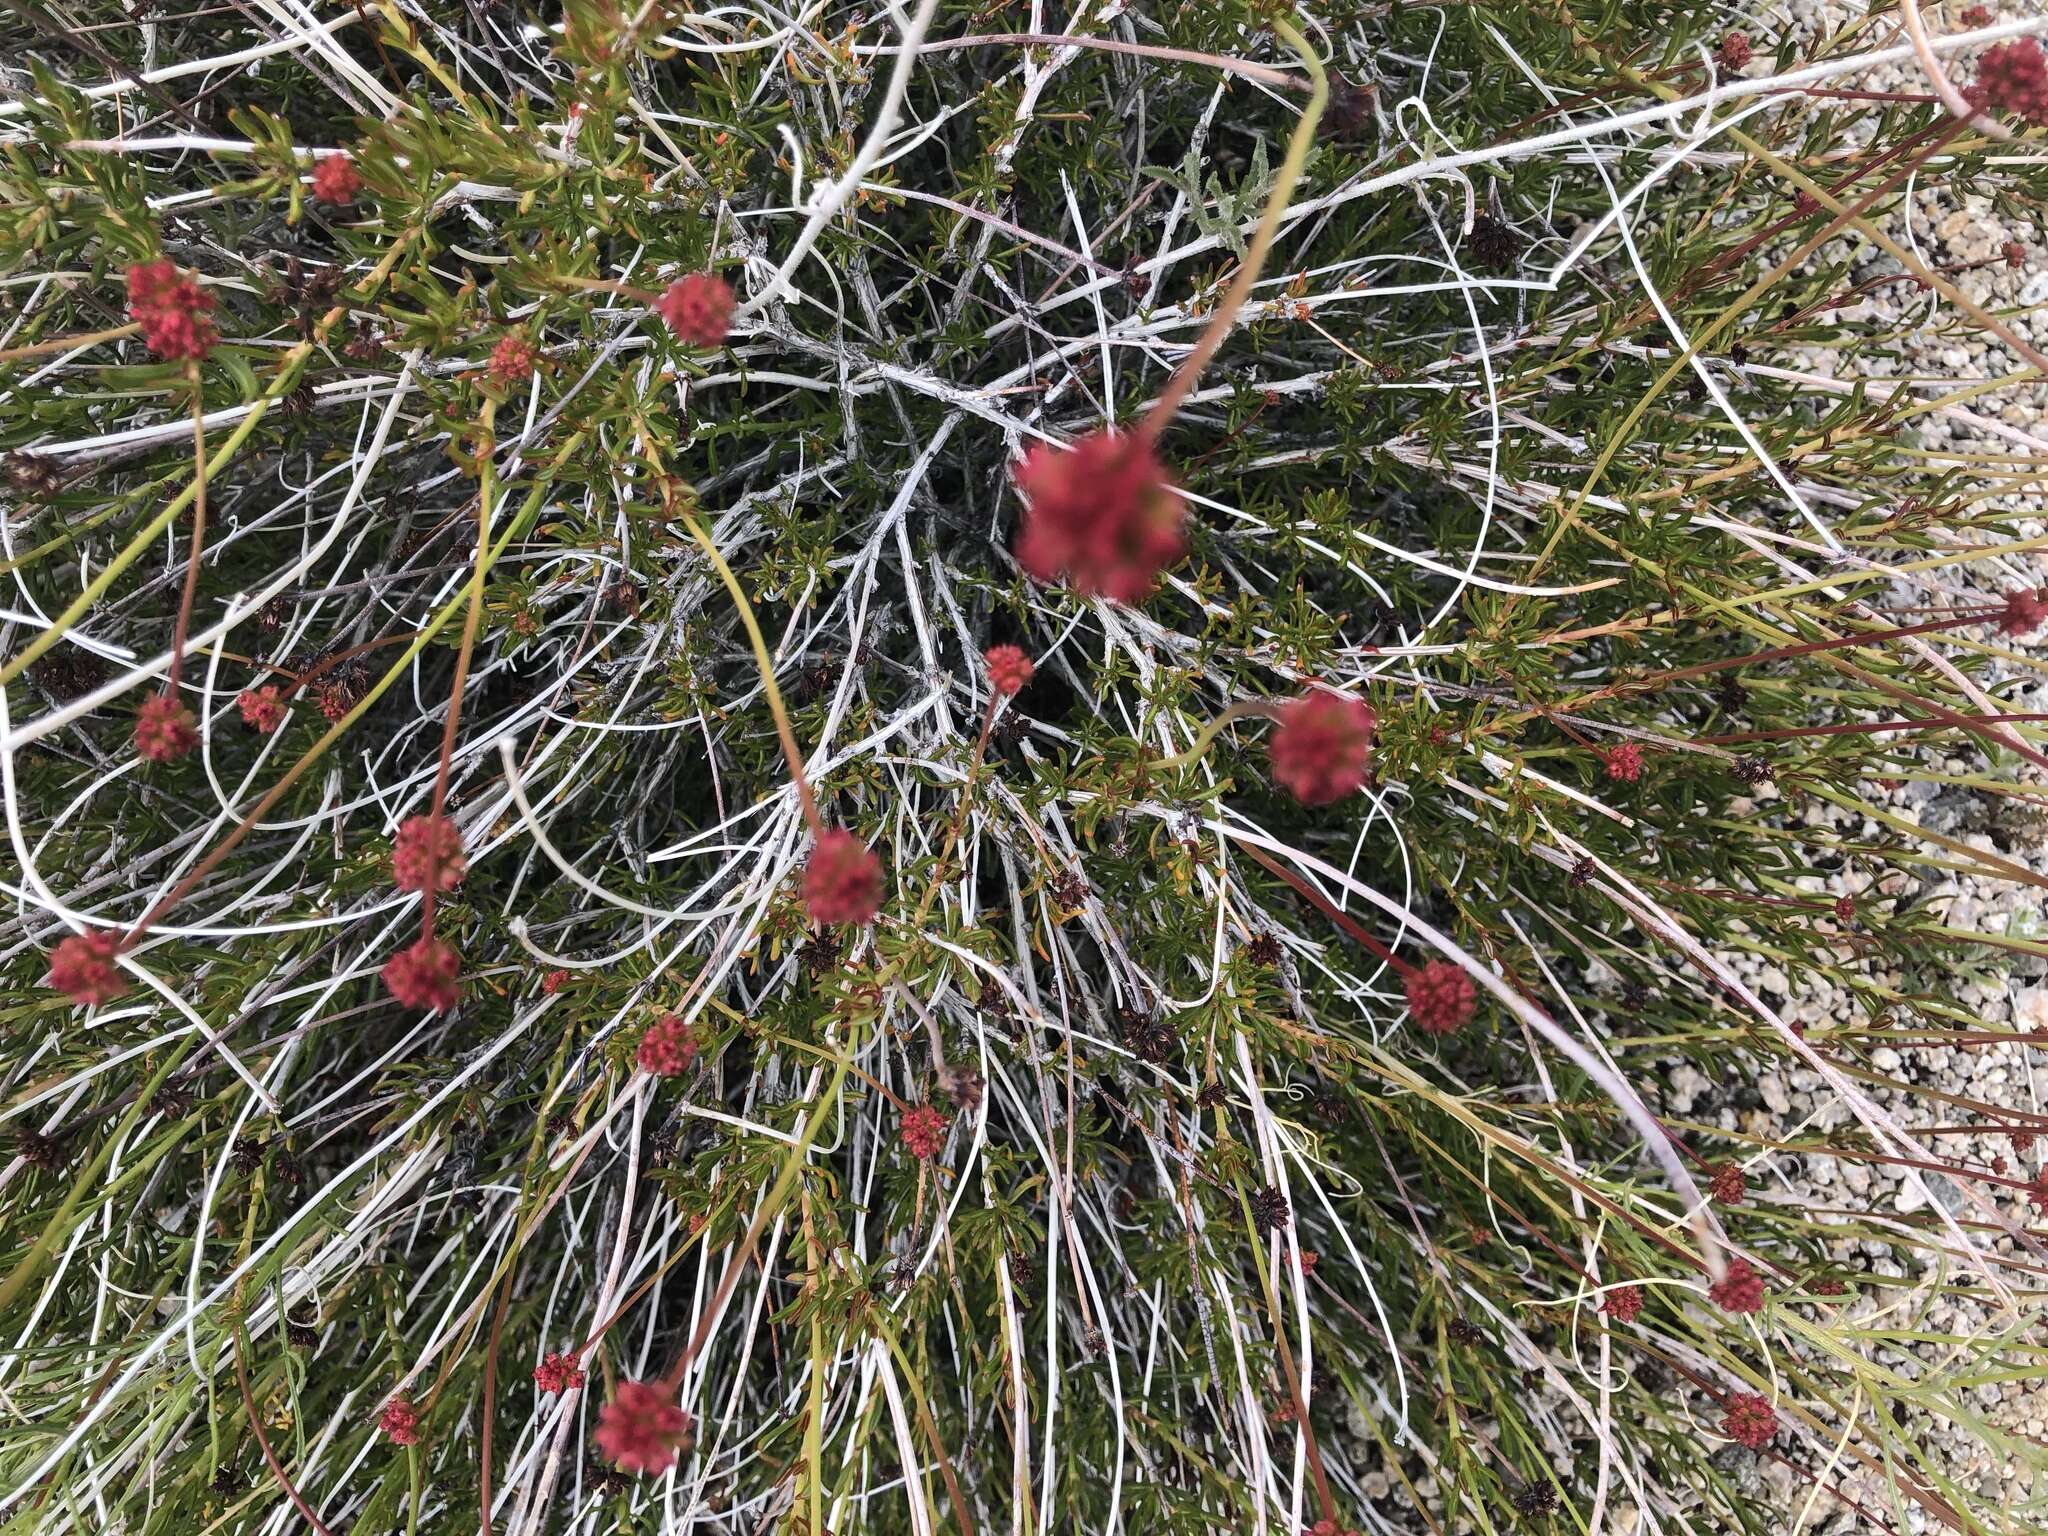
1649,7 -> 2048,1524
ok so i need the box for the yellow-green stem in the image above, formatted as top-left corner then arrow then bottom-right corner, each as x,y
680,510 -> 823,837
1141,18 -> 1328,438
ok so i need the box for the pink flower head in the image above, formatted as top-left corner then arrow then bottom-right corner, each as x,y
1716,31 -> 1752,71
1268,691 -> 1376,805
804,828 -> 883,925
392,814 -> 466,895
1602,1283 -> 1644,1323
1603,741 -> 1644,782
1709,1162 -> 1746,1205
238,685 -> 286,734
1306,1521 -> 1363,1536
135,692 -> 198,762
1998,586 -> 2048,637
636,1012 -> 698,1077
1013,430 -> 1185,603
533,1351 -> 585,1394
1405,960 -> 1475,1036
985,644 -> 1034,697
1721,1392 -> 1777,1451
1973,39 -> 2048,126
541,968 -> 570,994
2006,238 -> 2028,269
47,931 -> 125,1006
310,153 -> 362,207
1962,4 -> 1993,24
656,273 -> 734,347
382,936 -> 460,1012
378,1396 -> 420,1446
1833,894 -> 1855,924
488,333 -> 537,386
594,1380 -> 693,1475
901,1103 -> 949,1160
1709,1256 -> 1766,1314
126,259 -> 218,361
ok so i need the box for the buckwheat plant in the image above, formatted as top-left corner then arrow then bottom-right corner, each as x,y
3,3 -> 2047,1535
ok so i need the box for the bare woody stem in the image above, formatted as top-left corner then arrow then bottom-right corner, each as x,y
1140,18 -> 1329,441
679,510 -> 824,839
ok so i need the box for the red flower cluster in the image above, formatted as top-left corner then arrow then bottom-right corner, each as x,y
637,1012 -> 698,1077
1721,1392 -> 1777,1450
2006,239 -> 2029,270
804,828 -> 883,925
1998,586 -> 2048,637
378,1396 -> 420,1446
985,644 -> 1034,697
135,692 -> 198,762
901,1103 -> 949,1160
1603,741 -> 1643,782
47,931 -> 125,1006
1832,894 -> 1855,924
1268,691 -> 1376,805
1601,1283 -> 1644,1323
126,259 -> 218,362
383,936 -> 460,1012
1405,960 -> 1475,1036
1013,430 -> 1185,603
1709,1162 -> 1746,1205
1717,31 -> 1751,71
1973,39 -> 2048,126
1306,1520 -> 1362,1536
532,1351 -> 585,1394
594,1380 -> 693,1475
657,273 -> 734,347
1709,1256 -> 1766,1314
541,968 -> 570,994
392,814 -> 466,895
238,685 -> 285,734
310,153 -> 362,207
488,333 -> 538,386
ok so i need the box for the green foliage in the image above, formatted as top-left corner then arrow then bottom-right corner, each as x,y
0,3 -> 2044,1534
